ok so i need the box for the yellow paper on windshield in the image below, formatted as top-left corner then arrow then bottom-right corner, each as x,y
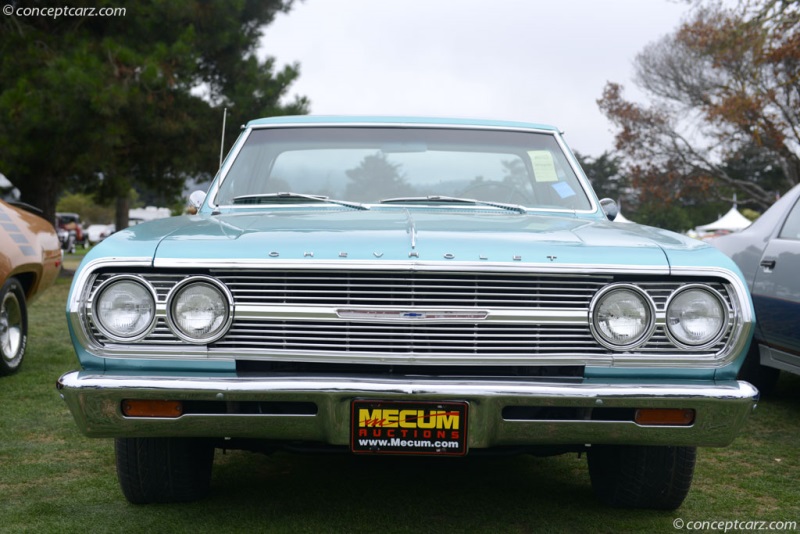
529,150 -> 558,182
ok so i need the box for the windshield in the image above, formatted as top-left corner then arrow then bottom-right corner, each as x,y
214,126 -> 593,211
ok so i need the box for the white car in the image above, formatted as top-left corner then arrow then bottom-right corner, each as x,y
85,224 -> 115,245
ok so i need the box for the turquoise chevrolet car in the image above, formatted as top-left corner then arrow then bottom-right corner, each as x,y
58,116 -> 758,509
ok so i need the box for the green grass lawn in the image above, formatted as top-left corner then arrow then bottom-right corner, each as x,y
1,257 -> 799,533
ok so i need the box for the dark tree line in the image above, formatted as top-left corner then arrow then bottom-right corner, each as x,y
0,1 -> 308,227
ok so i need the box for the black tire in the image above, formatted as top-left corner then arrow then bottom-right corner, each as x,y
115,437 -> 215,504
737,342 -> 780,396
588,445 -> 696,510
0,278 -> 27,376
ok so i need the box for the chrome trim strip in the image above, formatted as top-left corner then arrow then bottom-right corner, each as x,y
406,209 -> 417,249
153,258 -> 671,275
205,126 -> 253,210
336,308 -> 489,321
247,120 -> 564,134
58,371 -> 758,447
553,131 -> 599,213
237,306 -> 586,323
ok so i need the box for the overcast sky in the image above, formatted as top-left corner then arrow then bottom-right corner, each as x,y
258,0 -> 690,156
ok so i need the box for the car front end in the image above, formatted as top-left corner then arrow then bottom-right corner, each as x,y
58,117 -> 757,508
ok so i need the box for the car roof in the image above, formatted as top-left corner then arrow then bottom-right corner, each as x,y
246,115 -> 560,132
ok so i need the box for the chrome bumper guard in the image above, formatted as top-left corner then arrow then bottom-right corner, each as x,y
57,371 -> 758,448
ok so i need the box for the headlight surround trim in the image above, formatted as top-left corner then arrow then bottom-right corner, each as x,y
165,276 -> 234,344
90,275 -> 158,343
665,284 -> 729,350
589,283 -> 656,350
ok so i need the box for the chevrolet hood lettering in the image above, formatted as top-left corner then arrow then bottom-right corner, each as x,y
143,210 -> 713,269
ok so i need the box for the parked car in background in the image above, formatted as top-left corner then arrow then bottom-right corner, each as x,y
1,198 -> 62,375
712,183 -> 800,394
58,116 -> 758,509
56,225 -> 76,254
85,224 -> 115,245
0,172 -> 21,203
56,212 -> 87,250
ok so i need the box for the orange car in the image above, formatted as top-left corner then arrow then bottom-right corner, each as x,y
0,199 -> 62,375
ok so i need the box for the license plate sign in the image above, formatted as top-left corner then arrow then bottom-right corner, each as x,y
351,400 -> 468,456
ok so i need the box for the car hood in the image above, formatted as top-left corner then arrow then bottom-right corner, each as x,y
85,210 -> 725,272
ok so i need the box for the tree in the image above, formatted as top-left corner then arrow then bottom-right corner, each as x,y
345,152 -> 414,201
598,0 -> 800,211
574,150 -> 631,204
56,192 -> 114,225
0,1 -> 309,228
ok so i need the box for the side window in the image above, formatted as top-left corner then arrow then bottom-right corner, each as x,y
778,198 -> 800,240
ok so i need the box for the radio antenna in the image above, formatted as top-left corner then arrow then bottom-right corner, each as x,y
219,107 -> 228,169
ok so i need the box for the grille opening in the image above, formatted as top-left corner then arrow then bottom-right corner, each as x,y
86,268 -> 735,360
236,360 -> 585,378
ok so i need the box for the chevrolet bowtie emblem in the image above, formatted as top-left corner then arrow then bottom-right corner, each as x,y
336,309 -> 489,321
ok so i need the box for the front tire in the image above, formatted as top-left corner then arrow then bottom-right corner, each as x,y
0,278 -> 27,376
115,437 -> 215,504
588,445 -> 696,510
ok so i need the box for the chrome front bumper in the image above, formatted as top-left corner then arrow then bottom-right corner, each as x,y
57,371 -> 758,448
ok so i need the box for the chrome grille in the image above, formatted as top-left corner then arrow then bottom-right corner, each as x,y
85,269 -> 735,361
211,270 -> 613,308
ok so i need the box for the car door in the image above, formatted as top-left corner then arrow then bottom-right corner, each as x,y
751,195 -> 800,369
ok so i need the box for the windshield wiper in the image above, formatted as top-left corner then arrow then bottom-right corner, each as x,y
380,195 -> 526,214
232,192 -> 369,210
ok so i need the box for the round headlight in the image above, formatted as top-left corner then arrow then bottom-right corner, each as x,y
167,277 -> 232,343
666,286 -> 727,348
590,285 -> 655,350
93,277 -> 156,341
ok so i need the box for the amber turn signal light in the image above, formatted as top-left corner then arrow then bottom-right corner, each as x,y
122,399 -> 183,418
634,408 -> 695,426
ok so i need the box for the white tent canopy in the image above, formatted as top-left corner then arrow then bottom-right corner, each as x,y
695,206 -> 752,232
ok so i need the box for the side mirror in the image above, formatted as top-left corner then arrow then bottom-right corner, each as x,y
187,190 -> 207,215
600,198 -> 618,221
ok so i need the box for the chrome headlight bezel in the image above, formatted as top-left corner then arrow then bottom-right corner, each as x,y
165,276 -> 234,344
665,284 -> 729,350
589,283 -> 656,350
90,275 -> 157,343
